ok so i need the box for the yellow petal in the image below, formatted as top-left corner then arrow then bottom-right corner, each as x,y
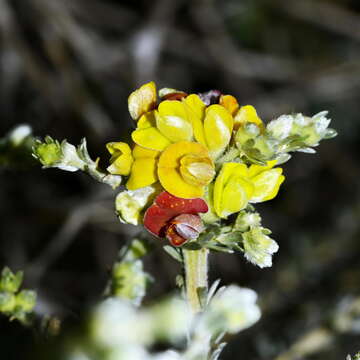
234,105 -> 264,131
137,111 -> 156,129
221,174 -> 254,217
158,141 -> 210,198
128,82 -> 157,120
106,142 -> 132,156
204,105 -> 233,159
219,95 -> 239,116
213,163 -> 249,218
179,153 -> 215,187
126,158 -> 158,190
131,127 -> 171,151
183,94 -> 206,145
107,155 -> 133,175
155,101 -> 193,142
106,142 -> 133,175
158,168 -> 204,198
132,144 -> 159,159
250,168 -> 285,203
248,160 -> 277,178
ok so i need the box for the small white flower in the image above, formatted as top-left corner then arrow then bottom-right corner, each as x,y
243,227 -> 279,268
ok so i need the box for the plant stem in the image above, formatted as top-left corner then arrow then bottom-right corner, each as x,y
183,248 -> 209,313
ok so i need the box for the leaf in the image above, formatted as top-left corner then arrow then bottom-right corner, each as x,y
211,342 -> 228,360
163,245 -> 183,262
207,279 -> 221,305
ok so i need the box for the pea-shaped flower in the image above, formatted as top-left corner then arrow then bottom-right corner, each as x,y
157,141 -> 215,199
213,161 -> 285,218
143,191 -> 208,246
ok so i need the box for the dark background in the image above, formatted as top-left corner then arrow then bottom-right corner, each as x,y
0,0 -> 360,359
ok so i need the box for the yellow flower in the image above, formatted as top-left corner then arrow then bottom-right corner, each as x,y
214,163 -> 254,218
157,141 -> 215,198
213,161 -> 285,218
233,105 -> 264,132
130,85 -> 234,159
107,142 -> 159,190
126,145 -> 159,190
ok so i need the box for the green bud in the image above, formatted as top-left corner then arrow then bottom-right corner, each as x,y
236,123 -> 278,163
16,290 -> 36,312
33,137 -> 62,167
242,227 -> 279,268
0,292 -> 16,312
33,137 -> 86,172
0,267 -> 23,293
252,136 -> 277,159
235,210 -> 262,232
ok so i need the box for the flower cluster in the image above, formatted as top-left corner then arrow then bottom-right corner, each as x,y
33,81 -> 336,267
109,82 -> 335,266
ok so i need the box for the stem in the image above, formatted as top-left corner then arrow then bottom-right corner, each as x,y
183,248 -> 209,313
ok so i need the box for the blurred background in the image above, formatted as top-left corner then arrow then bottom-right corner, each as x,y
0,0 -> 360,359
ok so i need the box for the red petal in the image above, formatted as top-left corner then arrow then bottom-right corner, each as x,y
143,203 -> 170,236
155,192 -> 208,215
143,192 -> 208,237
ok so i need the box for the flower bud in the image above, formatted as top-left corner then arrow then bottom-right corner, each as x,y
33,137 -> 62,167
242,227 -> 279,268
15,290 -> 36,312
112,261 -> 148,306
33,137 -> 86,171
235,210 -> 261,232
